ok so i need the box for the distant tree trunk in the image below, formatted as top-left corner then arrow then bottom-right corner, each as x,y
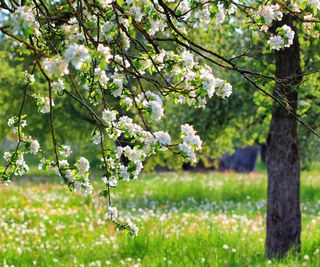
266,15 -> 302,258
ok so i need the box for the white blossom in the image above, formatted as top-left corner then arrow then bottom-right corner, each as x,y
51,79 -> 64,93
30,140 -> 40,154
181,50 -> 195,69
92,132 -> 102,145
105,206 -> 118,220
216,82 -> 232,98
216,3 -> 226,25
7,117 -> 15,127
126,218 -> 139,236
60,145 -> 73,157
65,169 -> 75,182
268,35 -> 284,51
155,131 -> 171,146
119,165 -> 130,181
257,4 -> 283,25
97,44 -> 112,63
14,153 -> 29,176
77,157 -> 90,176
3,152 -> 12,162
102,109 -> 117,123
12,6 -> 40,37
64,44 -> 90,69
123,146 -> 144,162
101,176 -> 118,187
43,57 -> 69,76
179,124 -> 202,162
74,179 -> 93,195
309,0 -> 320,10
130,6 -> 143,22
59,160 -> 69,168
38,97 -> 54,113
282,25 -> 295,48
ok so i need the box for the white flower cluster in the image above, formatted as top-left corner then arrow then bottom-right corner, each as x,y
92,131 -> 102,145
178,124 -> 202,163
165,51 -> 233,107
105,206 -> 118,221
200,65 -> 232,99
59,145 -> 73,157
126,218 -> 139,236
77,157 -> 90,176
216,3 -> 226,25
43,43 -> 91,77
154,131 -> 171,146
101,176 -> 117,187
56,157 -> 93,195
97,44 -> 113,64
34,96 -> 54,113
256,4 -> 283,26
309,0 -> 320,10
23,71 -> 35,84
142,91 -> 164,121
73,157 -> 92,195
30,140 -> 40,154
3,150 -> 33,177
43,56 -> 69,77
64,44 -> 90,70
13,153 -> 29,176
105,206 -> 139,236
3,115 -> 41,180
7,116 -> 27,134
268,25 -> 295,51
12,6 -> 40,37
51,79 -> 64,93
102,109 -> 117,124
303,14 -> 320,38
3,152 -> 12,162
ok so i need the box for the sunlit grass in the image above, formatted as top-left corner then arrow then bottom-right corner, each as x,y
1,171 -> 320,266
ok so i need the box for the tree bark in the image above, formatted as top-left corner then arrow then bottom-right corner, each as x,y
266,14 -> 302,258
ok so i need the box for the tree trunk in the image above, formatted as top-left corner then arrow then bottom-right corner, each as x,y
266,14 -> 302,258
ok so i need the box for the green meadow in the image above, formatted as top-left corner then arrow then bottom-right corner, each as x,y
1,171 -> 320,266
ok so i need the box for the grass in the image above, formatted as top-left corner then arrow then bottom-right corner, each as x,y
1,171 -> 320,266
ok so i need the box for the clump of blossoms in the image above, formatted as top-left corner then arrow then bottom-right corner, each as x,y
268,25 -> 295,51
12,5 -> 40,37
2,116 -> 41,179
0,0 -> 319,236
256,4 -> 283,26
179,124 -> 202,163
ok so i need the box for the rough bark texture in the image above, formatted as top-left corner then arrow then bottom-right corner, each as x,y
266,15 -> 302,258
